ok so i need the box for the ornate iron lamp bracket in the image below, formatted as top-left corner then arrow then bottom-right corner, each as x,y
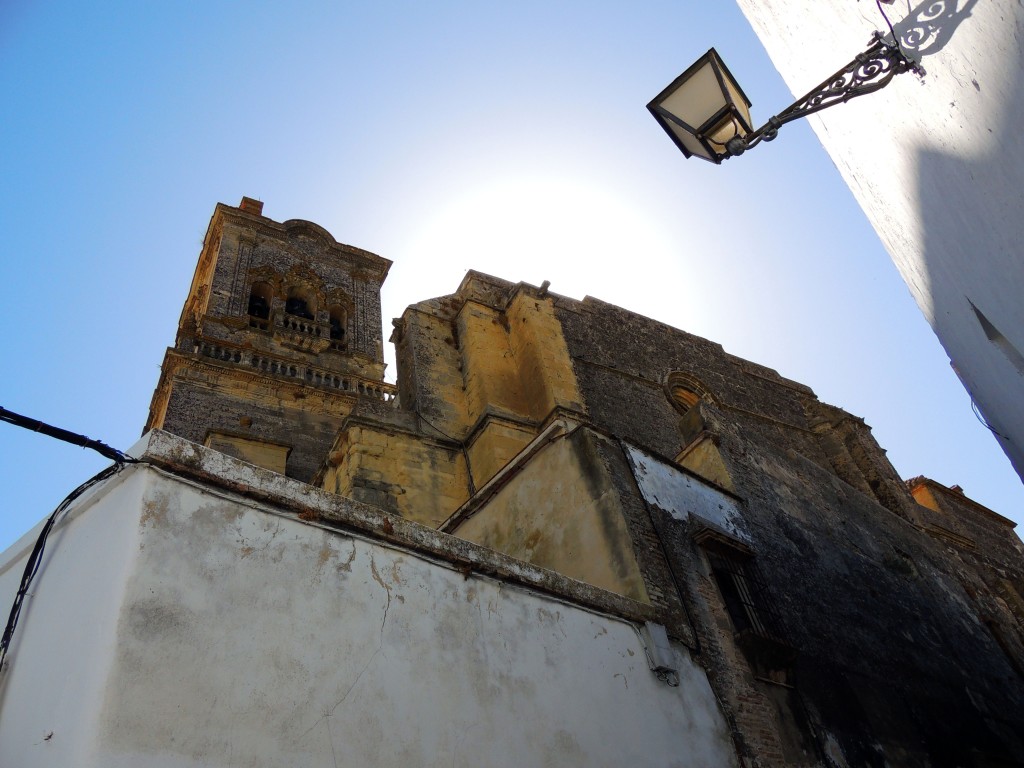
725,33 -> 924,157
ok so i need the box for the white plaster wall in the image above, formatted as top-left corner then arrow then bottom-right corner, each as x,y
625,444 -> 749,542
0,466 -> 144,766
0,462 -> 738,767
735,0 -> 1024,480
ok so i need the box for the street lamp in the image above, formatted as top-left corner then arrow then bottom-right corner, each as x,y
648,33 -> 923,164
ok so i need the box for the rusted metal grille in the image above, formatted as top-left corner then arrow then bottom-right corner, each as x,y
707,551 -> 786,643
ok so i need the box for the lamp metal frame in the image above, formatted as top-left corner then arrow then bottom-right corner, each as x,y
652,32 -> 924,163
727,33 -> 924,158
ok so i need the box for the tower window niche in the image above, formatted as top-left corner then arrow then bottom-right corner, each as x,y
247,282 -> 272,331
666,371 -> 714,415
672,385 -> 701,413
666,372 -> 715,445
285,288 -> 315,320
329,306 -> 347,351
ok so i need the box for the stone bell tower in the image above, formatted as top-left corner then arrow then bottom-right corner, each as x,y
146,197 -> 394,482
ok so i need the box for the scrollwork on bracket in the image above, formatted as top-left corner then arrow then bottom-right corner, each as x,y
781,40 -> 913,121
728,34 -> 922,156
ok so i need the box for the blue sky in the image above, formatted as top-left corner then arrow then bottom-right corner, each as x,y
1,0 -> 1020,551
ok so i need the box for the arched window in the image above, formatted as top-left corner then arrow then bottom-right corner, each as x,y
671,385 -> 701,413
666,372 -> 716,446
285,287 -> 316,320
328,306 -> 346,350
247,282 -> 272,330
666,372 -> 714,415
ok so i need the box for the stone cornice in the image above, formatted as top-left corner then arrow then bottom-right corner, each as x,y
209,202 -> 391,279
907,476 -> 1016,529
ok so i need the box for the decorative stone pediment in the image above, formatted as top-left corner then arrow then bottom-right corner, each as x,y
284,219 -> 337,250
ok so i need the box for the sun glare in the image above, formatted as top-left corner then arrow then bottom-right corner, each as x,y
395,175 -> 691,318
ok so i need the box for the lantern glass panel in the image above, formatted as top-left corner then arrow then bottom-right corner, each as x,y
665,118 -> 714,161
721,70 -> 753,135
658,59 -> 728,133
707,115 -> 742,149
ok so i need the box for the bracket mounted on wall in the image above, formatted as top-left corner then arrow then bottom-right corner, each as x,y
648,32 -> 924,164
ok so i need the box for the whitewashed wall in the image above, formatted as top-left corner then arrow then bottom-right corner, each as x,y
735,0 -> 1024,481
0,448 -> 737,767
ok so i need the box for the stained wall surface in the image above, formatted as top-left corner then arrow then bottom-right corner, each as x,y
0,436 -> 739,768
30,196 -> 1024,767
324,260 -> 1024,763
553,292 -> 1024,767
454,426 -> 651,602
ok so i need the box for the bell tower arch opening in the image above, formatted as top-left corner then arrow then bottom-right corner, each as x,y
145,198 -> 394,482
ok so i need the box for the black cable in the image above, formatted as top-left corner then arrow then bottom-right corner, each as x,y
0,463 -> 125,671
417,413 -> 477,495
876,0 -> 903,53
971,399 -> 1009,440
0,405 -> 139,672
0,405 -> 137,464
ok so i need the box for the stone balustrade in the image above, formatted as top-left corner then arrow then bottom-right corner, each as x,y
192,341 -> 395,402
279,313 -> 324,337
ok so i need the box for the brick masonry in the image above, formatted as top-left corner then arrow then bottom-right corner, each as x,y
146,203 -> 1024,767
147,200 -> 394,483
554,293 -> 1024,767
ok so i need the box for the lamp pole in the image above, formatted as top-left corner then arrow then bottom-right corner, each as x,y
725,33 -> 923,157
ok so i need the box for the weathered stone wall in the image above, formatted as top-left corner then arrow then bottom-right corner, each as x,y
554,293 -> 1024,767
390,272 -> 586,439
453,427 -> 650,603
147,200 -> 394,482
335,272 -> 591,520
391,297 -> 473,434
321,419 -> 469,528
141,198 -> 1024,767
327,267 -> 1024,764
910,478 -> 1024,562
909,478 -> 1024,685
158,359 -> 358,483
186,205 -> 389,374
555,296 -> 823,467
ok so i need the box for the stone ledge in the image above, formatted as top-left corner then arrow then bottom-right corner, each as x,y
131,429 -> 656,626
